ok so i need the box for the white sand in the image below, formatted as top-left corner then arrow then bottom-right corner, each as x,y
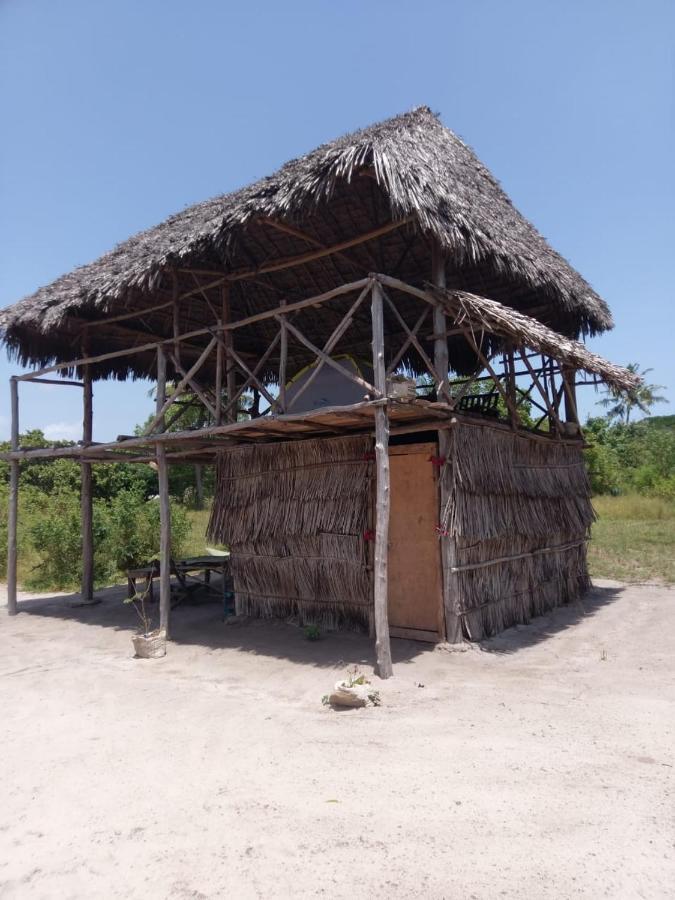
1,579 -> 673,899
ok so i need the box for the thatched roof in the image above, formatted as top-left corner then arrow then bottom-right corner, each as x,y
0,106 -> 613,380
430,285 -> 638,392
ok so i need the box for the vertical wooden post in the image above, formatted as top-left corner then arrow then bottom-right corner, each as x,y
6,377 -> 19,615
222,285 -> 236,422
80,337 -> 94,604
215,318 -> 223,425
172,272 -> 181,368
432,241 -> 462,644
194,463 -> 204,510
278,299 -> 287,413
155,347 -> 171,638
563,366 -> 579,425
506,346 -> 518,430
370,280 -> 393,679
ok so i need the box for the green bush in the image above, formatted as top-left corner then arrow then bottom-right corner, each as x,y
101,490 -> 191,571
18,488 -> 191,592
584,415 -> 675,497
27,490 -> 84,589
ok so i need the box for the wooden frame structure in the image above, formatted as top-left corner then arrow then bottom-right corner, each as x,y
1,108 -> 641,677
3,252 -> 636,677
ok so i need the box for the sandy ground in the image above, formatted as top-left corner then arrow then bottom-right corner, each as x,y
0,580 -> 673,899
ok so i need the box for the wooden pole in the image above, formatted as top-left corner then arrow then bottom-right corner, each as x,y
506,346 -> 518,430
563,365 -> 579,424
155,347 -> 171,638
370,281 -> 393,679
215,318 -> 223,425
278,299 -> 287,413
431,242 -> 462,644
6,378 -> 19,615
194,463 -> 204,510
222,285 -> 236,422
80,338 -> 95,604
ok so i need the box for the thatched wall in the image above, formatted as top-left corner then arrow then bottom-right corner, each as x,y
208,435 -> 372,628
442,422 -> 593,640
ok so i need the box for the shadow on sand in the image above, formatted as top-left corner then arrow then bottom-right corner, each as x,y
477,582 -> 624,654
13,581 -> 426,669
13,579 -> 625,667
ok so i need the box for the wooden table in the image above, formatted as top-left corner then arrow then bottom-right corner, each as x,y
127,555 -> 230,603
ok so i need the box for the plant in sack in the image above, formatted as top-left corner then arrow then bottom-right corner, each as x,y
324,666 -> 381,708
124,581 -> 166,658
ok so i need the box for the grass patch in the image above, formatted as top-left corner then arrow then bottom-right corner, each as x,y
183,506 -> 222,557
589,494 -> 675,584
10,494 -> 672,592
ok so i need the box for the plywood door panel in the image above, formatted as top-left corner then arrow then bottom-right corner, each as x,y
387,443 -> 443,638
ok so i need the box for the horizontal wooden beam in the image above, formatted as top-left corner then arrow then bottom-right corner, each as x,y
0,399 -> 388,460
225,218 -> 413,283
84,298 -> 175,328
174,219 -> 412,291
23,377 -> 84,388
15,278 -> 372,381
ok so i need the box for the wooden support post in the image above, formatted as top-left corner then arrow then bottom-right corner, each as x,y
563,365 -> 579,424
431,242 -> 462,644
370,281 -> 393,679
156,347 -> 171,639
6,378 -> 19,615
215,318 -> 223,425
278,299 -> 287,412
506,346 -> 518,430
80,341 -> 95,604
172,272 -> 181,368
222,285 -> 236,422
194,463 -> 204,510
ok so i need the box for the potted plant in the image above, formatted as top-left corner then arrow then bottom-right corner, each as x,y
323,667 -> 381,708
124,586 -> 166,659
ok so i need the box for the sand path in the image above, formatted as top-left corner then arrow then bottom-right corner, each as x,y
1,579 -> 673,898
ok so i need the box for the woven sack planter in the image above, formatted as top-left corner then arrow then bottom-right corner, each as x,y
329,680 -> 378,708
132,631 -> 166,659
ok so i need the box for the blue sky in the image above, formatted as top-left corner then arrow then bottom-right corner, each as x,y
1,0 -> 673,441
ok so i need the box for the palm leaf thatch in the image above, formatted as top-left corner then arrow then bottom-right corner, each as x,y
428,284 -> 639,392
0,106 -> 612,381
442,422 -> 593,640
208,435 -> 373,629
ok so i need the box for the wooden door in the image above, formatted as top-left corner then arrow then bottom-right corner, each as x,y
387,442 -> 444,642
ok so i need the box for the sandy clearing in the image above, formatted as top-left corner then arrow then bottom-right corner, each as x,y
0,579 -> 673,899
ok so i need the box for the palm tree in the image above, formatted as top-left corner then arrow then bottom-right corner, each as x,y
598,362 -> 668,424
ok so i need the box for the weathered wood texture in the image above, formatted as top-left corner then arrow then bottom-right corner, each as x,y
6,378 -> 19,614
370,281 -> 393,678
155,348 -> 171,638
431,243 -> 462,643
222,285 -> 237,422
80,354 -> 94,603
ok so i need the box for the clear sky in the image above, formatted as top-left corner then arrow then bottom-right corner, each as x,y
1,0 -> 673,441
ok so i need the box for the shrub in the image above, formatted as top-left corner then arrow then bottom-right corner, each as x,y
18,488 -> 191,591
101,491 -> 190,571
27,490 -> 84,590
585,442 -> 622,495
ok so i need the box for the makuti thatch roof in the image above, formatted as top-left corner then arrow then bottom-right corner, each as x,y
427,285 -> 638,392
0,106 -> 613,381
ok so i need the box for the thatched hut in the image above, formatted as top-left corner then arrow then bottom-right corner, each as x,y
0,107 -> 637,675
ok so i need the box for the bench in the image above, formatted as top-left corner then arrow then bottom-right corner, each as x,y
127,555 -> 231,605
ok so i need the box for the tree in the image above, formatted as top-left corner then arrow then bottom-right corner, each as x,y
598,363 -> 668,424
